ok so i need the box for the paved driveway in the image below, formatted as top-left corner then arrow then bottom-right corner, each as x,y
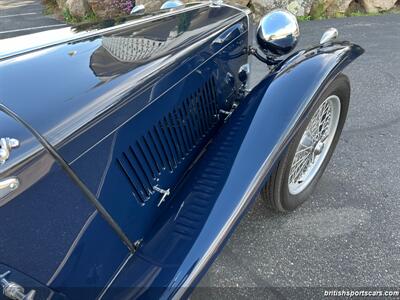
193,13 -> 400,299
0,0 -> 65,39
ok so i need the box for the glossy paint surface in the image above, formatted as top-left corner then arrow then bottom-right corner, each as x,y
0,5 -> 246,159
48,10 -> 249,300
0,3 -> 205,60
0,3 -> 364,299
0,111 -> 98,291
0,4 -> 250,299
0,264 -> 64,300
103,42 -> 363,299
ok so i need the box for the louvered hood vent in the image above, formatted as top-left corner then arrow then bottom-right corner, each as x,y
117,77 -> 219,204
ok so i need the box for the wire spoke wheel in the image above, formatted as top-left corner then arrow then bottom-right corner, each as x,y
288,95 -> 341,195
261,74 -> 350,212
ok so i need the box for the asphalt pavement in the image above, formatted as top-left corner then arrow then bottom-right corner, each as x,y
192,13 -> 400,300
0,0 -> 65,39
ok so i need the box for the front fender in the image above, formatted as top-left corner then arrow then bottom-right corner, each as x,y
236,41 -> 365,177
176,42 -> 364,294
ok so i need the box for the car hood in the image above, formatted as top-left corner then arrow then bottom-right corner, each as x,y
0,3 -> 204,60
0,4 -> 247,160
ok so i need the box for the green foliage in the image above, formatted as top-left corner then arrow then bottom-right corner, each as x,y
304,2 -> 391,22
63,7 -> 99,24
297,15 -> 311,21
63,8 -> 76,23
42,0 -> 58,15
83,11 -> 98,23
46,0 -> 400,25
347,10 -> 381,16
334,12 -> 346,18
42,0 -> 57,6
310,0 -> 327,19
178,13 -> 192,33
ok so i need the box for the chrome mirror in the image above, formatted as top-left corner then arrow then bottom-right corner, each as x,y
160,0 -> 184,10
130,4 -> 145,15
256,9 -> 300,56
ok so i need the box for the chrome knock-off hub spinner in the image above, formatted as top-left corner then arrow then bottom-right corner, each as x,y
288,95 -> 341,195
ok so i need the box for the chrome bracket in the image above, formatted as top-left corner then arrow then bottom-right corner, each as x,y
248,46 -> 281,66
238,63 -> 250,84
130,4 -> 145,15
219,102 -> 238,122
0,271 -> 36,300
0,177 -> 20,200
238,63 -> 251,97
153,185 -> 171,207
219,109 -> 233,119
0,138 -> 20,165
210,0 -> 223,7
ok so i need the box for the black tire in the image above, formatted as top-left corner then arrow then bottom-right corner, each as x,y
261,74 -> 350,212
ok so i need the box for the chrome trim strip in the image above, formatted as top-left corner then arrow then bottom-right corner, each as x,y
0,3 -> 209,61
97,253 -> 134,300
173,67 -> 339,299
47,211 -> 98,285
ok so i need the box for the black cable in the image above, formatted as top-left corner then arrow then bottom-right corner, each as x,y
0,104 -> 137,253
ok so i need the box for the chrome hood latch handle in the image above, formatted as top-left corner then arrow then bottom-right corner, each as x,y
154,185 -> 171,207
0,177 -> 20,200
0,138 -> 20,165
0,271 -> 36,300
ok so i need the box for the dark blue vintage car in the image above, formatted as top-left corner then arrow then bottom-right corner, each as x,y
0,1 -> 363,299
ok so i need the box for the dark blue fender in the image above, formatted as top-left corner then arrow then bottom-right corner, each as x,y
101,42 -> 364,299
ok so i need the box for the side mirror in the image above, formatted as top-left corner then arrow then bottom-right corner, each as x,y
130,4 -> 145,15
256,9 -> 300,56
160,0 -> 184,10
